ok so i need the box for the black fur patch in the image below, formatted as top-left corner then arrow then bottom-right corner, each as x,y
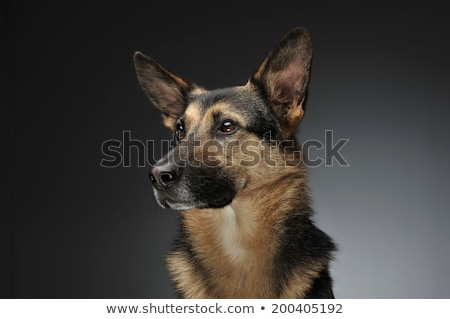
274,211 -> 336,297
184,166 -> 237,209
304,268 -> 335,299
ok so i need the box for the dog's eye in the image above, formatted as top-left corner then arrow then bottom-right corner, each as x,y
219,120 -> 236,133
175,119 -> 186,140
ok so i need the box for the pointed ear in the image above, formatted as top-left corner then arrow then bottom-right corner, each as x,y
251,27 -> 313,137
133,52 -> 194,130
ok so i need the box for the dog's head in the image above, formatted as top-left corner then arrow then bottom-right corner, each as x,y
134,28 -> 313,210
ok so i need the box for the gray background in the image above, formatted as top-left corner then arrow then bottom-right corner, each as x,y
6,2 -> 450,298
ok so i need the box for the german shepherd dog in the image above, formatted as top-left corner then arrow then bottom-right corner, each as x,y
134,27 -> 336,298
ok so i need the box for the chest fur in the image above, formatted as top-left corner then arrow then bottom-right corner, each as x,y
166,202 -> 327,298
168,204 -> 281,298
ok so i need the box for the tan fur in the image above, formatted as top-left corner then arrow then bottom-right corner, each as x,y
167,144 -> 326,298
167,186 -> 327,298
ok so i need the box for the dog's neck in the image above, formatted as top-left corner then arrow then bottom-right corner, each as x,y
181,196 -> 267,264
178,197 -> 276,297
173,172 -> 328,298
181,172 -> 310,261
213,204 -> 255,263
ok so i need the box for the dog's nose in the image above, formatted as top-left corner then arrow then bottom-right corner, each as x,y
149,165 -> 181,190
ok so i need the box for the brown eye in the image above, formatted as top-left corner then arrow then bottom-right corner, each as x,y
220,120 -> 236,133
175,119 -> 185,140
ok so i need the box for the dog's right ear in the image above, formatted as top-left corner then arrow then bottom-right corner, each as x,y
134,52 -> 194,130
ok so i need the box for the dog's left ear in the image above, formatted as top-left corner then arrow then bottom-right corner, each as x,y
251,27 -> 313,137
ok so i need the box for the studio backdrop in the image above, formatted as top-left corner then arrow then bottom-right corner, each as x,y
7,1 -> 450,298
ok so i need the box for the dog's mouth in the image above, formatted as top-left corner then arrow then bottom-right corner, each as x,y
160,197 -> 233,211
154,188 -> 234,211
161,199 -> 196,211
150,159 -> 240,211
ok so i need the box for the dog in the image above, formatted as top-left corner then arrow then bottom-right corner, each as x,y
134,27 -> 336,298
